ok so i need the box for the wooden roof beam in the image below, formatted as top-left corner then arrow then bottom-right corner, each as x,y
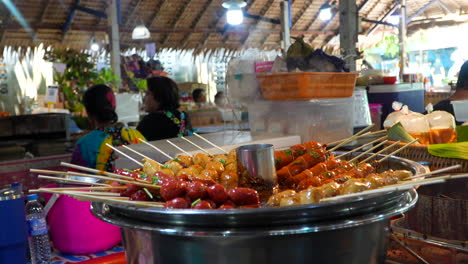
232,0 -> 273,45
366,3 -> 400,36
123,0 -> 143,26
291,0 -> 313,29
148,0 -> 168,27
181,0 -> 215,49
161,0 -> 192,46
253,0 -> 279,47
309,0 -> 370,47
38,0 -> 52,23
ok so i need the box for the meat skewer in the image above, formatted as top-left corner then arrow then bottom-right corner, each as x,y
193,132 -> 229,154
405,164 -> 461,180
276,148 -> 327,185
269,171 -> 468,207
274,141 -> 323,170
321,173 -> 468,203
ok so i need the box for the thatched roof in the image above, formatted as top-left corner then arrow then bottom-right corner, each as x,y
0,0 -> 467,52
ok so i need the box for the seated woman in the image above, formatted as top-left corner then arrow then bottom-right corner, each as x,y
71,84 -> 145,172
47,84 -> 144,255
433,60 -> 468,125
137,76 -> 193,141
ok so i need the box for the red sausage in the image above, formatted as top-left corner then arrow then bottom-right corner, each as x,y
157,172 -> 176,186
186,182 -> 208,200
165,197 -> 190,208
120,184 -> 140,197
207,184 -> 228,204
192,200 -> 213,209
227,187 -> 259,205
129,189 -> 150,201
160,181 -> 187,201
218,204 -> 235,210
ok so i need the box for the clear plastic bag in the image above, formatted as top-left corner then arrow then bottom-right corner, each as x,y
383,102 -> 404,129
426,110 -> 457,144
399,112 -> 431,144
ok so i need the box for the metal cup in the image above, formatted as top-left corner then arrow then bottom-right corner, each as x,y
236,144 -> 277,200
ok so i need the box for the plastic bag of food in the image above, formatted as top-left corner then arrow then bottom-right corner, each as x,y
399,111 -> 431,145
426,108 -> 457,144
383,102 -> 405,129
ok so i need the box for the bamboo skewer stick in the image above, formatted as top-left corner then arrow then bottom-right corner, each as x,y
335,136 -> 388,159
405,165 -> 462,180
359,140 -> 402,164
29,186 -> 127,191
166,140 -> 193,157
60,162 -> 135,181
321,180 -> 438,202
38,175 -> 110,186
63,172 -> 159,189
30,169 -> 67,176
328,124 -> 375,151
105,143 -> 143,167
121,145 -> 162,166
327,129 -> 387,146
321,173 -> 468,202
181,136 -> 213,156
348,140 -> 389,163
31,189 -> 164,208
193,132 -> 228,154
64,191 -> 121,197
138,138 -> 174,160
377,138 -> 419,163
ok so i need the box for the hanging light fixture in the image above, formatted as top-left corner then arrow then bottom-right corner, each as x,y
90,41 -> 99,51
132,23 -> 151,40
222,0 -> 246,25
89,36 -> 99,51
319,2 -> 334,21
387,15 -> 400,25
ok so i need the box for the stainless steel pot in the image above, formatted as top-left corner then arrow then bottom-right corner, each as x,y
91,154 -> 426,264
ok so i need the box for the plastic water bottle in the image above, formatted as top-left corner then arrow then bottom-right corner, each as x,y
26,194 -> 51,264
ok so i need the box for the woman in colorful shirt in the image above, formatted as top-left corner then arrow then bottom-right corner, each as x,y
137,76 -> 193,141
71,84 -> 145,172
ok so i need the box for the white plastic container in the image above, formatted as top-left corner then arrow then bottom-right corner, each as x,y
451,100 -> 468,122
248,98 -> 354,144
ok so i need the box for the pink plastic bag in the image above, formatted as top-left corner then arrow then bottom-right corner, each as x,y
43,184 -> 121,254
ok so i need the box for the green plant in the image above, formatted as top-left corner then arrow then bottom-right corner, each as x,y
94,68 -> 120,91
44,49 -> 99,113
130,77 -> 147,92
380,35 -> 399,59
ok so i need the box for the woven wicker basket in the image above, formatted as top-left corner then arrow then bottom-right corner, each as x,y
384,142 -> 468,173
